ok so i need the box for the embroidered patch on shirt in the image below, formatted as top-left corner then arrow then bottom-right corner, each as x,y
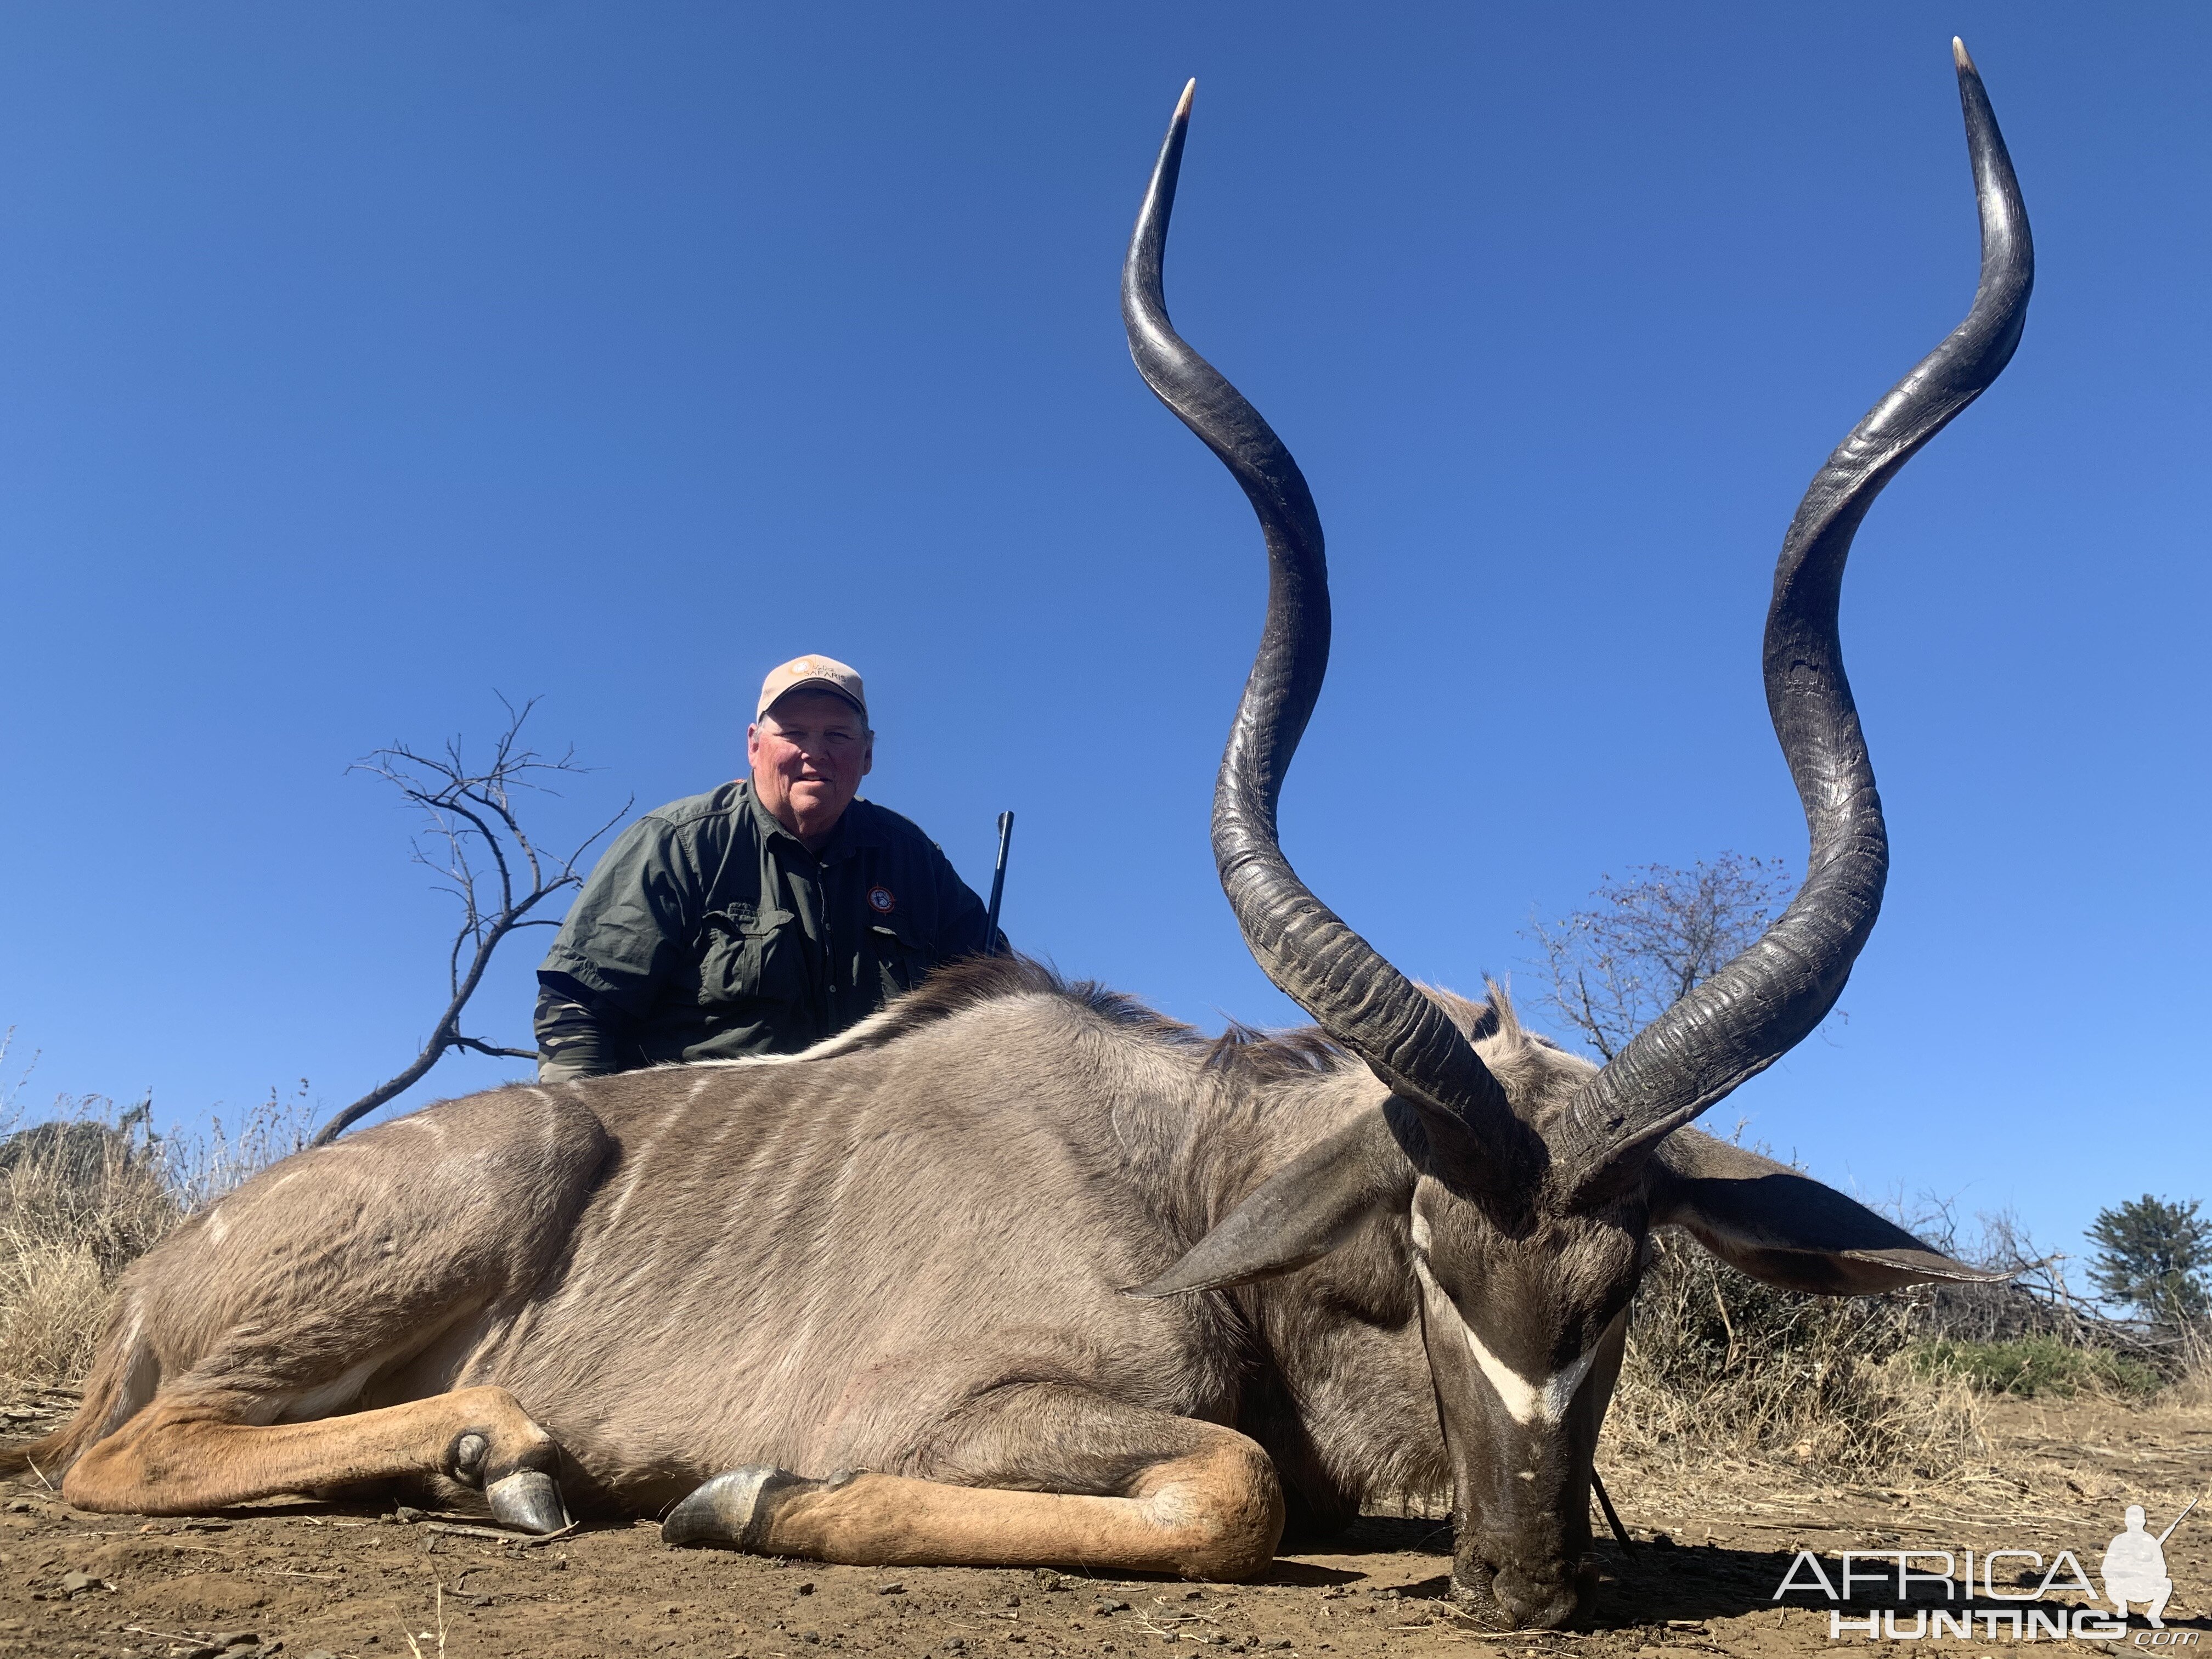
867,885 -> 896,915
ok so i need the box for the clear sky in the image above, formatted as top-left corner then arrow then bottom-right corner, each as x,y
1,4 -> 2203,1270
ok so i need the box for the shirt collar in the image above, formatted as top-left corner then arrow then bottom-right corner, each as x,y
741,782 -> 882,863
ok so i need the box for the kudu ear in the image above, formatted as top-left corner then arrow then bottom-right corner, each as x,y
1124,1114 -> 1401,1298
1649,1130 -> 2006,1295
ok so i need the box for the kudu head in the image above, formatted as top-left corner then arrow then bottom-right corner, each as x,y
1122,44 -> 2032,1629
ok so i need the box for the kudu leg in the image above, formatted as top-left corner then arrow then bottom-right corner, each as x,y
60,1384 -> 569,1530
665,1386 -> 1285,1580
31,1086 -> 612,1530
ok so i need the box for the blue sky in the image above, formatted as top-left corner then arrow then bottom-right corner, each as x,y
1,3 -> 2203,1271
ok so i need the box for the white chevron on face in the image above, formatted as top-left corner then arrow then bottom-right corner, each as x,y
1411,1248 -> 1598,1428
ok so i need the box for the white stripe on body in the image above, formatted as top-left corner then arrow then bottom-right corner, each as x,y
598,1132 -> 661,1238
689,1002 -> 911,1069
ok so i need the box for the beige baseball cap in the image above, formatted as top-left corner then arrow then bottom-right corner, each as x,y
756,654 -> 867,720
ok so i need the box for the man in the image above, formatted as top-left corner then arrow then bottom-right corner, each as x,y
534,655 -> 1003,1079
2101,1505 -> 2174,1628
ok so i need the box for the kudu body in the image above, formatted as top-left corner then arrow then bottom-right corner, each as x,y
8,45 -> 2031,1629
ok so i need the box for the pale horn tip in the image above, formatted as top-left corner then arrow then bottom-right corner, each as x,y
1951,36 -> 1976,74
1175,78 -> 1196,120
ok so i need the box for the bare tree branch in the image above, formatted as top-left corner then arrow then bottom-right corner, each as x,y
452,1037 -> 540,1062
311,697 -> 631,1146
1522,853 -> 1798,1062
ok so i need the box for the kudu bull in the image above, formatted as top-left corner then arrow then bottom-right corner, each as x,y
7,44 -> 2030,1629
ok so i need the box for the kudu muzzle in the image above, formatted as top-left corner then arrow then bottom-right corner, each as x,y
1423,1297 -> 1629,1626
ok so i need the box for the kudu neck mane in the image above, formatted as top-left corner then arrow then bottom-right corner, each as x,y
827,955 -> 1591,1235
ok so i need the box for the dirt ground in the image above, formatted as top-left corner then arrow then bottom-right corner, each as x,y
3,1385 -> 2205,1659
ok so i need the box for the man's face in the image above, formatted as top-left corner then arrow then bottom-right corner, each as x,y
748,691 -> 873,849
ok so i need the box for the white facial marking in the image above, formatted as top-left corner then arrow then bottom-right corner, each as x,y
1465,1317 -> 1596,1426
1414,1257 -> 1598,1427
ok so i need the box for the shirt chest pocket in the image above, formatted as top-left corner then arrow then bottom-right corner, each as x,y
869,914 -> 937,997
693,905 -> 807,1006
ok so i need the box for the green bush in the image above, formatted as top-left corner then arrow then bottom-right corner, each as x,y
1912,1335 -> 2161,1400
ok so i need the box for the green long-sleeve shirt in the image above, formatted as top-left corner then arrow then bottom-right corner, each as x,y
535,781 -> 999,1074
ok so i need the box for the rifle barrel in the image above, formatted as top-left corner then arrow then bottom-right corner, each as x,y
2155,1491 -> 2200,1545
982,811 -> 1014,956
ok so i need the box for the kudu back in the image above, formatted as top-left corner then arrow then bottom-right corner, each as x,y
7,44 -> 2031,1630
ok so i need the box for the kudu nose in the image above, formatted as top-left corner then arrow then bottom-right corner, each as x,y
1455,1544 -> 1591,1632
1489,1566 -> 1584,1631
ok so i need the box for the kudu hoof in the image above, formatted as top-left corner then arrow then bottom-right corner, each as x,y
663,1465 -> 851,1551
486,1469 -> 571,1534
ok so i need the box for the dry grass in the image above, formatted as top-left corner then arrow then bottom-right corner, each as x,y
0,1118 -> 177,1385
2164,1326 -> 2212,1409
1608,1223 -> 2212,1482
1607,1229 -> 1989,1479
0,1081 -> 314,1391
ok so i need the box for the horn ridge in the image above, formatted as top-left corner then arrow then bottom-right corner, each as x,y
1554,42 -> 2034,1201
1120,84 -> 1529,1165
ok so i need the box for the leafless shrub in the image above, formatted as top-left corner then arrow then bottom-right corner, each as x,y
2171,1327 -> 2212,1408
1606,1195 -> 2211,1481
1607,1231 -> 1985,1479
1523,853 -> 1798,1061
1895,1198 -> 2208,1387
0,696 -> 620,1389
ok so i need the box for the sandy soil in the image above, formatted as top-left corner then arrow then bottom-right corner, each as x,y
3,1386 -> 2205,1659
